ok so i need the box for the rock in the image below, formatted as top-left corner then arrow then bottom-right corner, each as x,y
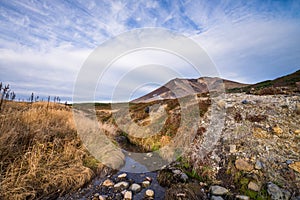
255,160 -> 263,170
289,161 -> 300,173
146,153 -> 153,157
124,191 -> 132,200
142,180 -> 151,188
286,160 -> 293,165
242,100 -> 249,104
210,185 -> 229,195
102,179 -> 114,187
94,193 -> 100,197
180,173 -> 189,182
211,196 -> 224,200
235,159 -> 253,171
236,195 -> 250,200
252,127 -> 268,139
114,181 -> 129,189
99,195 -> 107,200
145,189 -> 154,197
118,173 -> 127,179
248,181 -> 260,192
294,129 -> 300,135
273,125 -> 283,135
129,183 -> 141,193
267,182 -> 291,200
217,100 -> 226,109
115,193 -> 122,200
145,176 -> 152,182
229,145 -> 237,153
172,169 -> 181,175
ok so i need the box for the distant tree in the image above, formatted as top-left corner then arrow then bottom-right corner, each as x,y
30,93 -> 34,103
10,91 -> 16,101
0,83 -> 10,111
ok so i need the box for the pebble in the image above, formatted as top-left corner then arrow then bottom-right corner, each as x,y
99,195 -> 107,200
273,125 -> 283,135
142,181 -> 151,188
118,173 -> 127,179
172,169 -> 181,175
286,160 -> 293,165
235,159 -> 253,171
211,196 -> 224,200
145,189 -> 155,197
145,176 -> 152,182
255,160 -> 263,170
124,191 -> 132,200
102,179 -> 114,187
210,185 -> 229,195
229,145 -> 237,153
248,181 -> 260,192
129,183 -> 141,193
236,195 -> 250,200
180,173 -> 189,182
114,181 -> 129,189
146,153 -> 153,157
294,129 -> 300,135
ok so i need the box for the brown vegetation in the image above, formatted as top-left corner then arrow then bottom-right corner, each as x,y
0,102 -> 103,199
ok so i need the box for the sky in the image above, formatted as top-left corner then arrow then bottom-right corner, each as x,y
0,0 -> 299,102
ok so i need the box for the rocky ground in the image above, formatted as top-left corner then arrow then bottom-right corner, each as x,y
61,93 -> 300,200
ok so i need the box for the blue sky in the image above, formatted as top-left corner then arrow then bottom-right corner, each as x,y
0,0 -> 299,102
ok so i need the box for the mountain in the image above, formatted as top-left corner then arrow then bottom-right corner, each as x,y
132,70 -> 300,103
132,77 -> 248,103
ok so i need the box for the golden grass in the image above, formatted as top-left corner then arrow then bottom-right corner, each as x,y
0,102 -> 103,199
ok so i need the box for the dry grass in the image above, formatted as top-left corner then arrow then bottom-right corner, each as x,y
0,101 -> 103,199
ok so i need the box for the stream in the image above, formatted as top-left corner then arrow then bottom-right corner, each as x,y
59,152 -> 165,200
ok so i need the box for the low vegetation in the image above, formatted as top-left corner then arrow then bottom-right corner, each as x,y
0,101 -> 104,199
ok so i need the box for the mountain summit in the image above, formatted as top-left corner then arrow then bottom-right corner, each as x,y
132,77 -> 248,103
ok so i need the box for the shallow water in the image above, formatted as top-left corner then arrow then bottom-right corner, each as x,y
60,153 -> 165,200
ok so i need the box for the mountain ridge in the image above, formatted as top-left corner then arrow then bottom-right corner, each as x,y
132,70 -> 300,103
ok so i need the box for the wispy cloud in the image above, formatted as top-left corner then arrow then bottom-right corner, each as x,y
0,0 -> 299,101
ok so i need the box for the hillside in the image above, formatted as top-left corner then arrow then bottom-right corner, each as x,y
228,69 -> 300,94
132,77 -> 248,103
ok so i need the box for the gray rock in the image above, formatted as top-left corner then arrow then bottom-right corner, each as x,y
180,173 -> 189,182
236,195 -> 250,200
286,160 -> 293,165
210,185 -> 229,195
114,181 -> 129,189
267,182 -> 291,200
129,183 -> 141,193
211,196 -> 224,200
255,160 -> 263,170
